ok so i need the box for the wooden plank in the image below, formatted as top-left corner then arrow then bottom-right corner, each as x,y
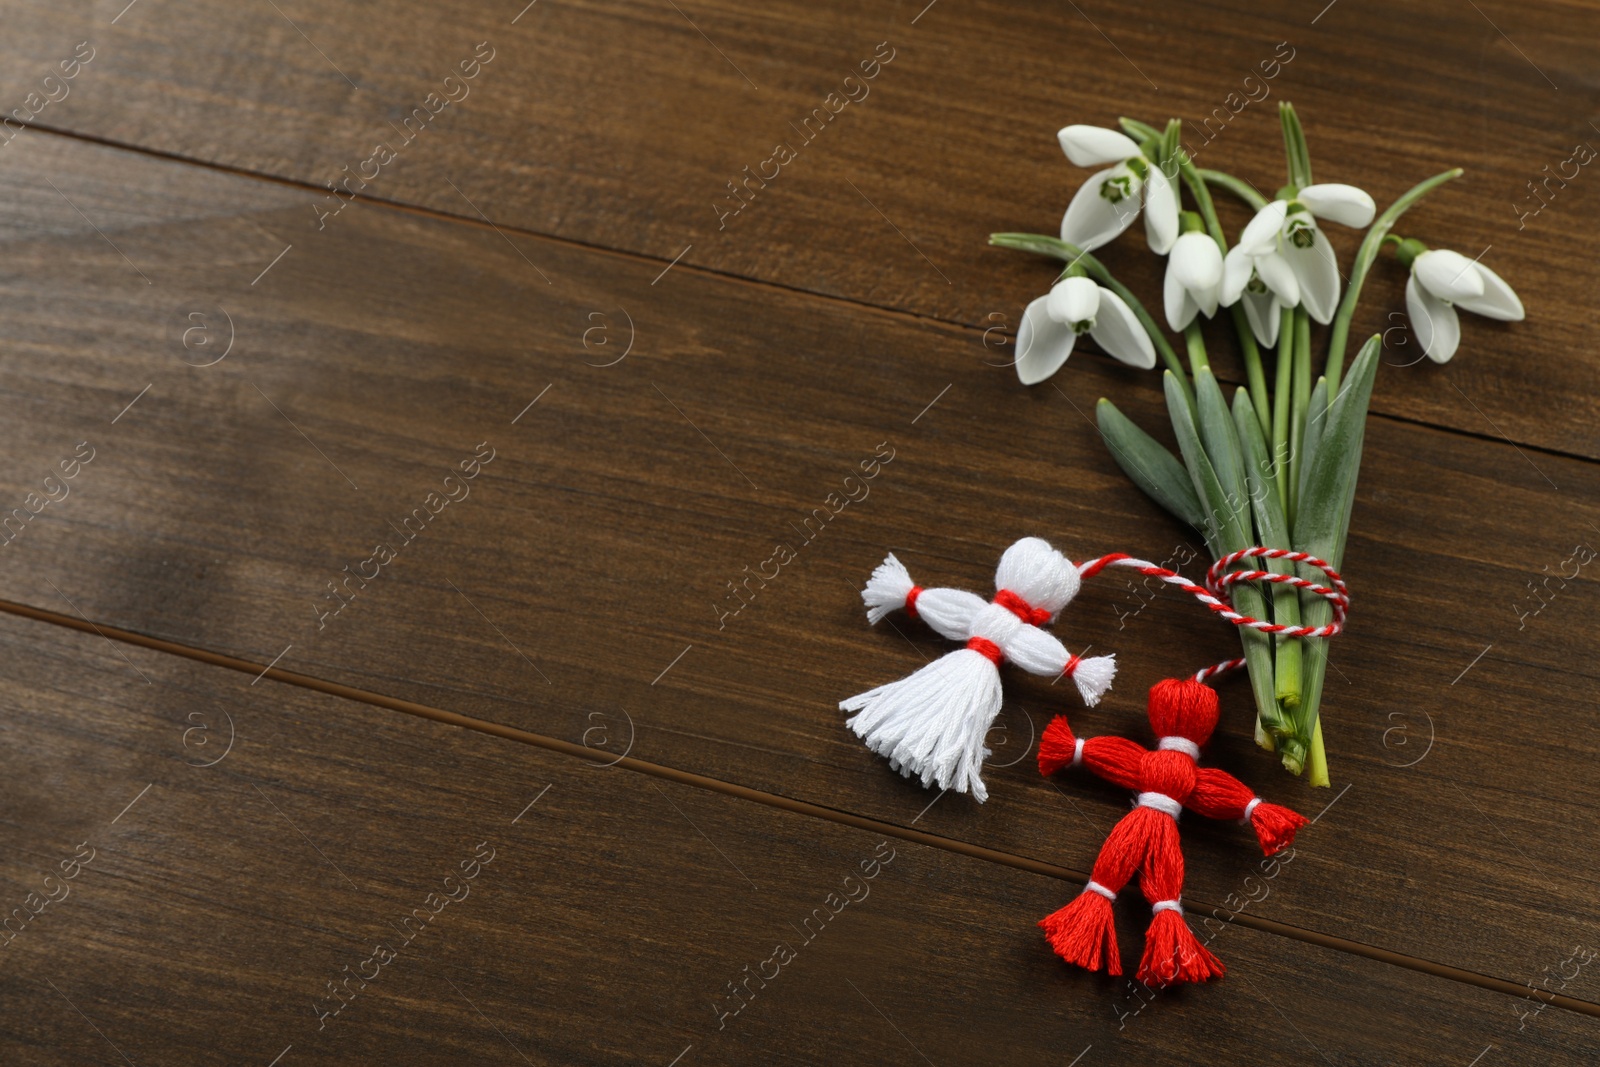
0,126 -> 1596,998
0,1 -> 1590,455
2,609 -> 1596,1065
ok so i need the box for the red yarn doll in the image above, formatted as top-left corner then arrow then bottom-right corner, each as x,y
1035,678 -> 1307,985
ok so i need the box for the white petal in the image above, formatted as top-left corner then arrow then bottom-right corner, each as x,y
1048,275 -> 1100,325
1254,251 -> 1300,308
1164,264 -> 1199,331
1061,168 -> 1140,251
1296,183 -> 1376,228
1015,295 -> 1078,384
1454,262 -> 1525,321
1088,287 -> 1157,369
1220,245 -> 1253,305
1193,277 -> 1220,320
1406,274 -> 1460,363
1282,225 -> 1340,323
1414,249 -> 1485,303
1142,164 -> 1179,255
1057,125 -> 1140,168
1241,290 -> 1281,347
1171,231 -> 1224,290
1239,200 -> 1289,256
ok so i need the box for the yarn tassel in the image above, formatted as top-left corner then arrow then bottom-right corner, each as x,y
841,648 -> 1003,802
1036,715 -> 1079,777
1137,908 -> 1225,986
1039,891 -> 1121,975
862,553 -> 915,625
1249,801 -> 1307,855
1065,653 -> 1117,707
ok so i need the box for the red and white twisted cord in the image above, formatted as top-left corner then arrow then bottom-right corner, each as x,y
1077,548 -> 1349,683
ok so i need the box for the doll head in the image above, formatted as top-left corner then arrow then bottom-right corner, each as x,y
993,537 -> 1081,619
1145,678 -> 1219,747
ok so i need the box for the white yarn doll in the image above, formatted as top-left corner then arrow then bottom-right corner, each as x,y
841,537 -> 1115,802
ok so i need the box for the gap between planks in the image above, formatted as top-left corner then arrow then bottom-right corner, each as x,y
8,116 -> 1598,470
1,593 -> 1596,1021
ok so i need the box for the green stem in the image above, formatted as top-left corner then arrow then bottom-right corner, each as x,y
1118,117 -> 1163,144
1306,715 -> 1329,788
1232,309 -> 1272,438
1199,169 -> 1269,211
1176,157 -> 1272,434
1279,102 -> 1313,189
988,232 -> 1190,390
1184,322 -> 1209,376
1290,308 -> 1311,526
1271,309 -> 1306,715
1271,311 -> 1293,515
1325,168 -> 1463,393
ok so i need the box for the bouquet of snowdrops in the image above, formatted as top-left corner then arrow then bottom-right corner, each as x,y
991,104 -> 1523,784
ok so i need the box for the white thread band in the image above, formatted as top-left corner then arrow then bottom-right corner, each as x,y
1072,737 -> 1085,768
1152,898 -> 1182,915
1137,792 -> 1183,819
1243,797 -> 1262,822
1085,880 -> 1116,902
1157,736 -> 1200,760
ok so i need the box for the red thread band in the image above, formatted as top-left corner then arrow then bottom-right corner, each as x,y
966,636 -> 1003,665
994,588 -> 1051,626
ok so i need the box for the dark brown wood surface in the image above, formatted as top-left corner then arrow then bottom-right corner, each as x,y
0,1 -> 1595,1062
0,0 -> 1591,457
5,609 -> 1597,1066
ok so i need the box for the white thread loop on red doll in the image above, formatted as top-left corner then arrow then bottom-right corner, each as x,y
1085,880 -> 1117,902
1136,792 -> 1183,819
1157,736 -> 1200,760
1152,898 -> 1183,915
1243,797 -> 1262,822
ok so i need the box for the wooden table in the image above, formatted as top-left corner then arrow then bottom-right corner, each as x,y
0,1 -> 1595,1062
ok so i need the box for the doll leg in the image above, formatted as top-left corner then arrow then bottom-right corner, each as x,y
1133,814 -> 1223,986
1040,806 -> 1168,975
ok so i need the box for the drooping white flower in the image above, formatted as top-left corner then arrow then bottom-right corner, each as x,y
1224,184 -> 1376,326
1014,275 -> 1157,386
1164,231 -> 1224,331
1057,125 -> 1178,255
1220,239 -> 1296,347
1404,248 -> 1524,363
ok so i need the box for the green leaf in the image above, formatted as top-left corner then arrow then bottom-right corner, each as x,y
1096,398 -> 1204,529
1294,336 -> 1382,765
1295,336 -> 1381,572
1164,371 -> 1240,553
1194,369 -> 1249,530
1296,377 -> 1330,512
1236,388 -> 1304,718
1231,390 -> 1287,549
1166,374 -> 1287,743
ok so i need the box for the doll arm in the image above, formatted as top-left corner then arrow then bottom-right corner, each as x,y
859,554 -> 986,641
1187,767 -> 1307,855
1037,715 -> 1146,789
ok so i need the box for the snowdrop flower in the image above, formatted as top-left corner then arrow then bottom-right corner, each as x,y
1014,274 -> 1157,386
1220,241 -> 1296,347
1223,185 -> 1376,327
1164,228 -> 1224,331
1403,245 -> 1524,363
1057,125 -> 1178,255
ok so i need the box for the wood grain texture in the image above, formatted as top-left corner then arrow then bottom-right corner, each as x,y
0,0 -> 1589,456
0,128 -> 1594,1005
10,610 -> 1595,1065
